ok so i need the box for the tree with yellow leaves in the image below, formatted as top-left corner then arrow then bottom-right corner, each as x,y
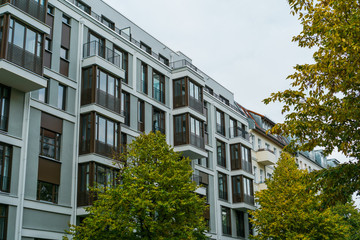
251,153 -> 353,239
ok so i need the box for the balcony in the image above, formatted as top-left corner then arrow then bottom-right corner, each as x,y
256,149 -> 277,165
95,140 -> 119,158
229,127 -> 250,141
0,44 -> 47,92
0,1 -> 50,34
174,132 -> 207,159
82,41 -> 125,79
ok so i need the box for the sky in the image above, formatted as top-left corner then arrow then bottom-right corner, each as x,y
101,0 -> 347,163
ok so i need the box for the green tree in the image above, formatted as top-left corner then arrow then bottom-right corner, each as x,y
263,0 -> 360,205
66,132 -> 208,240
251,153 -> 350,240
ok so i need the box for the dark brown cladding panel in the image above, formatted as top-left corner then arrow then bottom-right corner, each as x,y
38,157 -> 61,185
41,112 -> 63,133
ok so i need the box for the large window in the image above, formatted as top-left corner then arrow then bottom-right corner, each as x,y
97,68 -> 121,112
190,116 -> 204,148
0,143 -> 11,193
0,85 -> 10,131
138,100 -> 144,132
216,109 -> 225,136
39,128 -> 61,160
0,205 -> 7,240
75,0 -> 91,14
78,162 -> 118,206
174,114 -> 187,146
101,16 -> 115,30
236,211 -> 245,238
218,172 -> 228,200
57,84 -> 66,110
7,18 -> 43,74
37,181 -> 58,203
230,144 -> 252,172
153,107 -> 165,134
221,206 -> 231,235
95,115 -> 119,154
121,91 -> 130,126
114,46 -> 128,83
173,78 -> 186,108
153,71 -> 165,104
217,140 -> 226,168
140,62 -> 148,94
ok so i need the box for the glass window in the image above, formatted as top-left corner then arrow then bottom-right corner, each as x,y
0,85 -> 10,131
141,62 -> 148,94
25,28 -> 36,54
75,0 -> 91,14
62,15 -> 70,25
0,143 -> 11,193
216,110 -> 225,135
37,181 -> 58,203
95,115 -> 118,148
218,173 -> 228,200
101,16 -> 115,30
57,84 -> 66,110
153,108 -> 165,134
221,206 -> 231,235
39,128 -> 61,160
0,205 -> 8,240
121,91 -> 130,126
217,140 -> 226,167
47,5 -> 54,15
158,54 -> 169,66
140,41 -> 151,54
153,71 -> 165,103
60,47 -> 68,60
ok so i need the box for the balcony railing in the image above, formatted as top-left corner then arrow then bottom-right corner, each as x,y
83,41 -> 122,69
233,193 -> 254,205
229,127 -> 250,141
153,88 -> 165,103
10,0 -> 46,22
96,89 -> 121,113
242,160 -> 252,174
170,59 -> 198,71
0,175 -> 10,192
95,140 -> 118,157
190,133 -> 205,149
7,42 -> 42,75
173,95 -> 186,108
189,96 -> 203,114
174,132 -> 187,146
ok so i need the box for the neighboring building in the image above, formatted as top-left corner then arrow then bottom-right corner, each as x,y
0,0 -> 256,239
327,158 -> 340,168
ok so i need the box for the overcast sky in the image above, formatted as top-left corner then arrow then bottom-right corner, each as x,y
102,0 -> 348,163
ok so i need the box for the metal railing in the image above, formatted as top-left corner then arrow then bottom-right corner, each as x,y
190,133 -> 205,149
7,42 -> 42,75
204,87 -> 240,112
173,95 -> 186,108
189,96 -> 204,114
229,127 -> 250,141
204,132 -> 209,145
243,194 -> 255,205
11,0 -> 46,22
79,139 -> 90,155
96,89 -> 121,113
174,132 -> 187,146
233,193 -> 254,205
83,41 -> 122,69
242,160 -> 252,174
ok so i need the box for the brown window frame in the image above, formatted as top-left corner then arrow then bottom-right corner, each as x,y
0,143 -> 12,193
218,172 -> 228,201
138,99 -> 145,132
217,140 -> 226,168
39,128 -> 61,160
121,91 -> 130,126
153,107 -> 165,134
0,84 -> 10,132
153,70 -> 165,104
113,45 -> 128,83
0,204 -> 8,240
37,180 -> 59,203
216,109 -> 225,136
221,206 -> 231,235
140,62 -> 148,94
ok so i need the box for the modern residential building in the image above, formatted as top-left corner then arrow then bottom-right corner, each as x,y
0,0 -> 257,239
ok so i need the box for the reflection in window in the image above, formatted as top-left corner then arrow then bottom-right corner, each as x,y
222,206 -> 231,235
40,128 -> 61,160
37,181 -> 58,203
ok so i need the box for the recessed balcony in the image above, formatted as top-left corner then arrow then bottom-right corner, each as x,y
82,41 -> 125,79
256,149 -> 277,165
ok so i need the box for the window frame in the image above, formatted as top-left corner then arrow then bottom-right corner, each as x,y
218,172 -> 228,201
37,180 -> 59,203
0,143 -> 12,193
39,128 -> 61,160
152,70 -> 165,104
0,204 -> 8,240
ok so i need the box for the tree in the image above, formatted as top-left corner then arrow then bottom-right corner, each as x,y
263,0 -> 360,205
250,153 -> 352,240
66,132 -> 208,240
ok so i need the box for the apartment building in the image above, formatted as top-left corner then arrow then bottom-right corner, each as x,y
237,106 -> 328,194
0,0 -> 258,239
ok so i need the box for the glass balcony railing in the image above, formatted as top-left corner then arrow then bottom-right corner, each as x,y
7,42 -> 42,75
83,41 -> 123,69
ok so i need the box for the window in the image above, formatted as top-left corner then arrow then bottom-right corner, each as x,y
204,85 -> 213,95
173,78 -> 186,108
153,107 -> 165,134
75,0 -> 91,14
60,47 -> 68,60
221,206 -> 231,235
174,114 -> 186,146
251,134 -> 255,149
39,128 -> 61,160
0,143 -> 11,192
253,166 -> 257,183
45,5 -> 54,69
218,172 -> 228,200
243,177 -> 254,199
190,116 -> 204,149
265,143 -> 270,150
216,109 -> 225,135
96,68 -> 121,112
140,41 -> 151,54
230,144 -> 240,170
45,38 -> 52,52
8,18 -> 43,74
87,32 -> 104,57
158,54 -> 169,66
140,62 -> 148,94
0,85 -> 10,131
138,100 -> 144,132
62,15 -> 70,25
80,114 -> 91,154
37,181 -> 58,203
95,115 -> 119,150
219,95 -> 229,105
258,139 -> 262,150
57,84 -> 66,110
229,118 -> 237,138
0,205 -> 8,240
153,71 -> 165,103
217,140 -> 226,167
121,91 -> 130,126
235,211 -> 245,238
121,132 -> 127,153
114,46 -> 128,83
232,176 -> 242,203
274,147 -> 277,156
101,16 -> 115,30
188,80 -> 203,112
260,169 -> 264,183
47,5 -> 54,15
